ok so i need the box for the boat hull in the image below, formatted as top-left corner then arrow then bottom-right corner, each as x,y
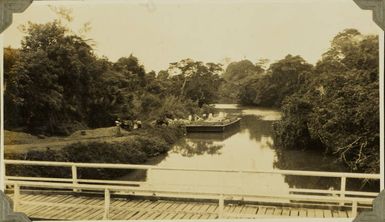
185,118 -> 241,133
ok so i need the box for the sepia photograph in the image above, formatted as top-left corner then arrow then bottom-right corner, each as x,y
1,0 -> 384,220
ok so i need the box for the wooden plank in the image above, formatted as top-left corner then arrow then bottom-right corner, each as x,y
190,213 -> 201,219
23,194 -> 49,202
265,208 -> 274,216
40,206 -> 73,219
87,208 -> 105,220
111,200 -> 133,209
207,213 -> 217,219
133,211 -> 154,220
111,209 -> 138,220
41,195 -> 83,206
25,205 -> 51,216
42,194 -> 75,204
160,202 -> 173,211
315,209 -> 324,218
307,209 -> 316,217
273,208 -> 282,216
198,203 -> 212,213
199,213 -> 212,219
47,195 -> 75,204
282,208 -> 290,217
156,212 -> 172,220
63,198 -> 102,219
68,207 -> 98,220
174,202 -> 189,212
143,201 -> 163,211
181,213 -> 194,219
257,206 -> 267,216
323,210 -> 333,218
110,200 -> 138,219
298,208 -> 307,217
132,200 -> 153,210
163,212 -> 177,220
331,210 -> 340,218
129,210 -> 151,220
127,200 -> 149,209
152,202 -> 167,211
289,208 -> 299,217
120,210 -> 141,220
39,194 -> 68,203
241,206 -> 257,215
60,206 -> 89,220
21,194 -> 45,201
337,210 -> 348,218
190,203 -> 203,212
225,204 -> 236,213
38,206 -> 69,219
207,204 -> 218,213
233,205 -> 244,215
145,211 -> 162,220
32,206 -> 60,219
347,210 -> 353,218
110,199 -> 126,207
21,199 -> 49,214
182,203 -> 196,212
53,195 -> 85,205
172,212 -> 187,220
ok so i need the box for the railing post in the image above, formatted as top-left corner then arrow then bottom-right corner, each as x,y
340,176 -> 346,206
71,164 -> 78,192
351,200 -> 357,218
239,170 -> 244,191
103,189 -> 110,220
13,184 -> 20,211
218,194 -> 224,219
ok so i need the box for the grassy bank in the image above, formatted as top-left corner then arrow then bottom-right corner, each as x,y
5,126 -> 184,179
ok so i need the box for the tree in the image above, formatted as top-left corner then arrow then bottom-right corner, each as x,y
274,29 -> 379,173
218,60 -> 264,103
168,59 -> 223,107
222,60 -> 263,83
4,47 -> 20,87
5,21 -> 101,134
238,55 -> 313,107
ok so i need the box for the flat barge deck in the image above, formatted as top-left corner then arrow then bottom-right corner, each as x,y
185,118 -> 241,133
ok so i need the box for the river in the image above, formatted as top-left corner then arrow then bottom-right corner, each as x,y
122,104 -> 378,195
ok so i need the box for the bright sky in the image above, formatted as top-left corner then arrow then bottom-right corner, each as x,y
3,0 -> 381,72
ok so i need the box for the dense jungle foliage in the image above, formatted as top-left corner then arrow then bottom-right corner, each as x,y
226,29 -> 379,173
4,20 -> 219,135
274,29 -> 379,174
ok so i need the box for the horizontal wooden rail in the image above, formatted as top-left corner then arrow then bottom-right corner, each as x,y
5,180 -> 374,205
4,159 -> 381,179
288,188 -> 379,197
6,176 -> 143,186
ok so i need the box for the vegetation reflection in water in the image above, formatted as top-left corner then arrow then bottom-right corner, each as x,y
123,105 -> 350,197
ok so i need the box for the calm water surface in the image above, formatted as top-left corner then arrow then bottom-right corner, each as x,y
123,104 -> 376,195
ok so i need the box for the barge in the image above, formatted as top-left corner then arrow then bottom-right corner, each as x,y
185,117 -> 241,133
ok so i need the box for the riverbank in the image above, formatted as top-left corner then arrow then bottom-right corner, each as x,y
5,125 -> 185,180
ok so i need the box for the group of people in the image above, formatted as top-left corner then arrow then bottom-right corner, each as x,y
115,118 -> 142,136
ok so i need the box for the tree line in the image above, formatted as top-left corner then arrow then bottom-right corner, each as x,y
4,20 -> 221,135
219,29 -> 379,173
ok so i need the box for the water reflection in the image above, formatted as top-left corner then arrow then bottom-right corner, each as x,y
140,106 -> 290,197
171,139 -> 223,157
121,104 -> 372,195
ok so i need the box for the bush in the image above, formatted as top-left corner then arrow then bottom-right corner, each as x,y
6,126 -> 184,179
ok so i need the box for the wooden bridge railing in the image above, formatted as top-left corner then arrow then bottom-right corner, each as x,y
3,159 -> 381,218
